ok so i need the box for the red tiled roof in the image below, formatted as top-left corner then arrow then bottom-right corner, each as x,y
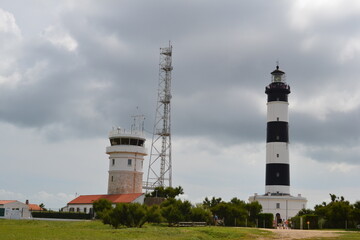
0,200 -> 16,205
27,204 -> 43,211
68,193 -> 143,205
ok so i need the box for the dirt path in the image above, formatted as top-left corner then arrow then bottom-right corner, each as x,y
263,229 -> 341,239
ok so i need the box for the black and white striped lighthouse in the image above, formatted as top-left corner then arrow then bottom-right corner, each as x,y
248,65 -> 307,220
265,65 -> 291,195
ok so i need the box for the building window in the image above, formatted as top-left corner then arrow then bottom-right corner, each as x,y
111,176 -> 114,182
128,159 -> 132,166
76,208 -> 80,212
277,117 -> 279,121
276,154 -> 279,158
84,207 -> 87,213
69,207 -> 74,212
276,203 -> 280,209
112,159 -> 115,166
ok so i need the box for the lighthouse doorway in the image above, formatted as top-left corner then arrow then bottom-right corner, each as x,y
276,213 -> 282,224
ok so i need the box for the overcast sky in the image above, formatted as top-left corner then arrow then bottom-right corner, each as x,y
0,0 -> 359,209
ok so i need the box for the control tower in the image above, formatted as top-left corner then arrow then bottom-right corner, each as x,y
106,116 -> 147,194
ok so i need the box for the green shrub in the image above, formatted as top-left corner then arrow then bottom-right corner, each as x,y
257,213 -> 273,228
31,211 -> 92,219
290,215 -> 319,229
161,200 -> 184,226
93,199 -> 113,219
190,206 -> 212,224
146,205 -> 163,223
108,203 -> 147,228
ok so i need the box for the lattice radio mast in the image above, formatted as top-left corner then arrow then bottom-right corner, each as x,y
145,43 -> 173,191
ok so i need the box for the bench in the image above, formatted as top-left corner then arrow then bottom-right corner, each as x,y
178,222 -> 207,227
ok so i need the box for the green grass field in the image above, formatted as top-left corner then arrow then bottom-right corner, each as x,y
0,219 -> 359,240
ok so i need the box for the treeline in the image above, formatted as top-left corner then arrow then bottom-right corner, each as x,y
93,186 -> 268,228
291,194 -> 360,229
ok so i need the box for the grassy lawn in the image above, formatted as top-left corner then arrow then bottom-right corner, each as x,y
0,219 -> 272,240
0,219 -> 359,240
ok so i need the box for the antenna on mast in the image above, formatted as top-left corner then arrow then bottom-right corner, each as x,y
144,43 -> 173,191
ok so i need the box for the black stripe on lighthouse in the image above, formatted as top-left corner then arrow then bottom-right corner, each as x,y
266,163 -> 290,186
266,122 -> 289,143
267,91 -> 288,102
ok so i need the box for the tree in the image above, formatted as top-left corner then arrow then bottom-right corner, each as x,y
211,201 -> 248,226
245,201 -> 262,224
202,197 -> 222,209
351,201 -> 360,225
190,205 -> 212,223
314,194 -> 355,228
146,186 -> 184,199
93,199 -> 113,219
160,198 -> 191,226
39,203 -> 47,211
296,208 -> 314,216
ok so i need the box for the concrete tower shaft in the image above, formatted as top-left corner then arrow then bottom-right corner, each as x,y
265,65 -> 291,195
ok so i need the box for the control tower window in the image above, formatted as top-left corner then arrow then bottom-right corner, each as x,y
121,138 -> 130,145
130,139 -> 138,146
111,138 -> 120,145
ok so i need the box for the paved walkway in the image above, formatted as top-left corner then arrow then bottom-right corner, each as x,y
264,229 -> 341,239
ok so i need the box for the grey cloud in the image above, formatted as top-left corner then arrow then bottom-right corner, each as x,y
0,0 -> 359,158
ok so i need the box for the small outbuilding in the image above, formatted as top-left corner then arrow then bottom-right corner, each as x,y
0,200 -> 31,219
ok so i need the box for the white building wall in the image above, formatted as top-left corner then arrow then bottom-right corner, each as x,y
0,201 -> 31,219
108,153 -> 144,172
267,102 -> 289,122
249,195 -> 307,220
65,204 -> 94,214
266,143 -> 289,164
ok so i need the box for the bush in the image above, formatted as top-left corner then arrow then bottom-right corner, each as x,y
290,215 -> 319,229
161,199 -> 187,226
108,203 -> 147,228
93,199 -> 113,219
257,213 -> 274,228
211,201 -> 248,226
146,205 -> 163,223
190,205 -> 212,224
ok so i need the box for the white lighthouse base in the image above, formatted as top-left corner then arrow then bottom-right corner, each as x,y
249,193 -> 307,222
